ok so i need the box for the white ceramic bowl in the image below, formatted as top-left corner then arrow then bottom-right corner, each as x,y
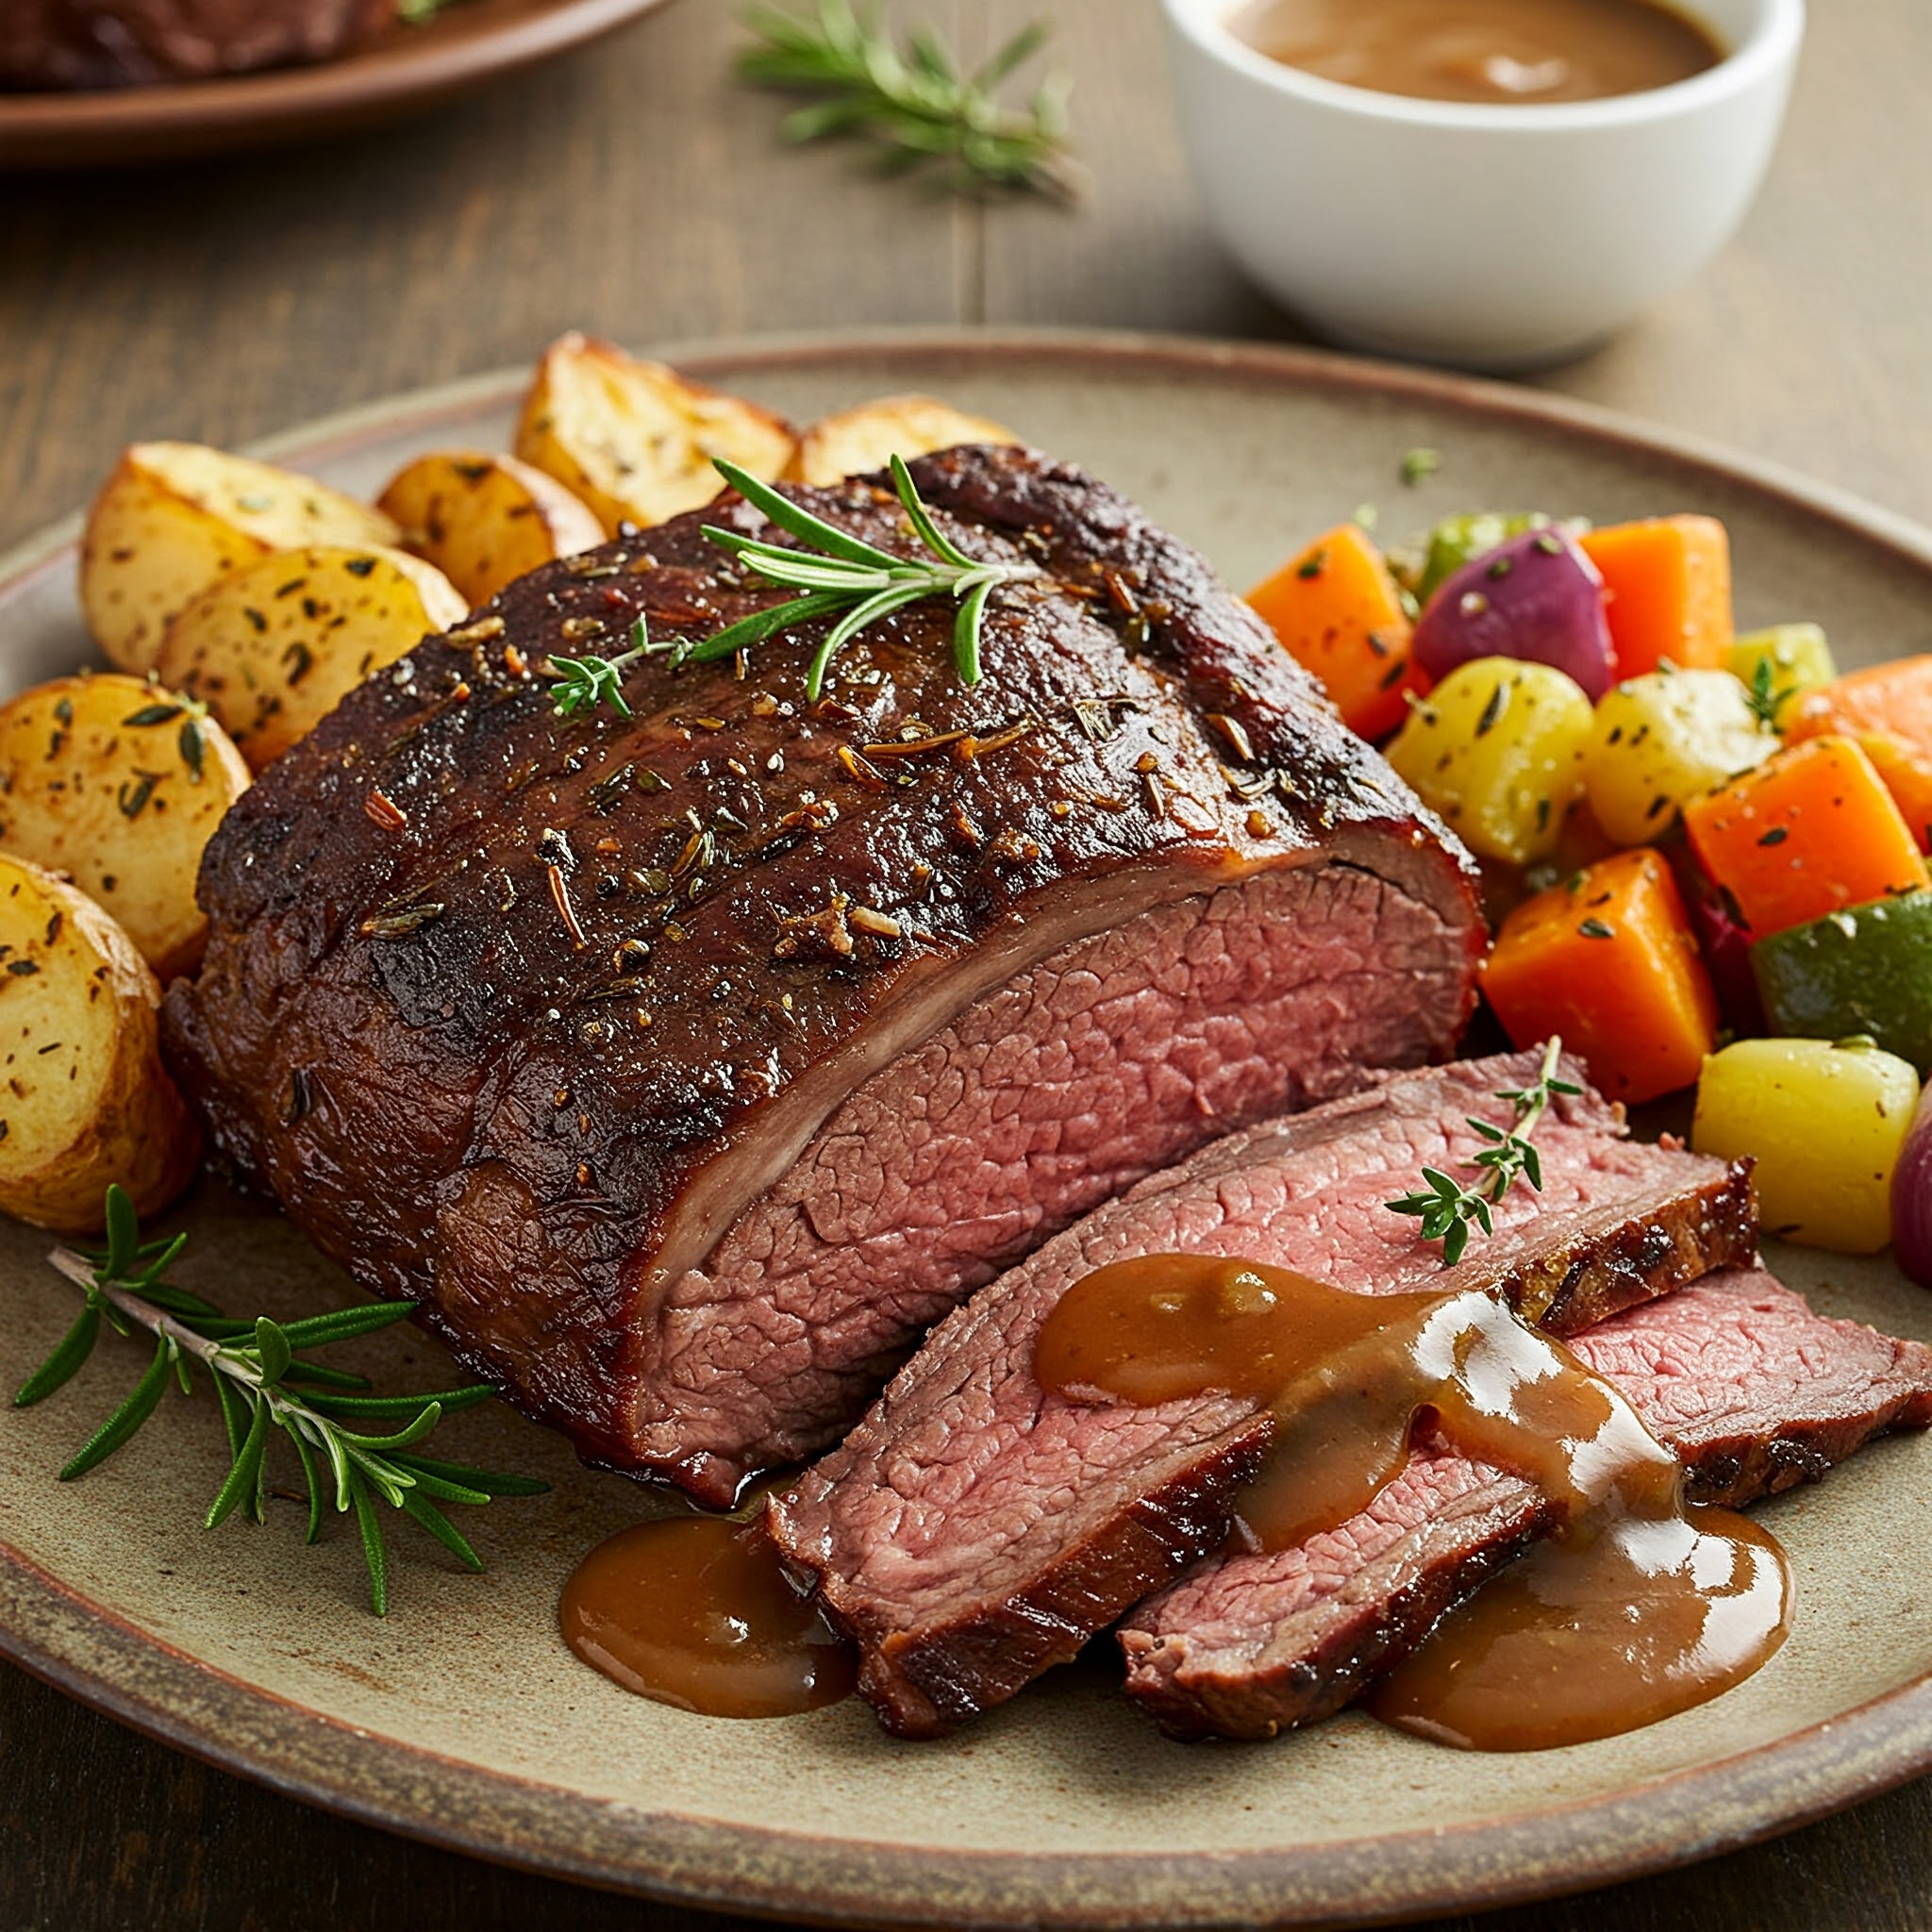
1159,0 -> 1806,372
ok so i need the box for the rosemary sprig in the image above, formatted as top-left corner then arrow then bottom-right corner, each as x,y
627,455 -> 1037,703
737,1 -> 1081,200
13,1187 -> 545,1615
547,627 -> 655,720
1386,1038 -> 1582,1266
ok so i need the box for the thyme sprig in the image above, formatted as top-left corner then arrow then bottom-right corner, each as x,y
738,1 -> 1080,201
1386,1038 -> 1581,1266
632,456 -> 1039,703
1743,655 -> 1798,729
547,635 -> 653,719
14,1187 -> 545,1615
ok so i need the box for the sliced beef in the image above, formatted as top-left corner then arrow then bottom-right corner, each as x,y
1,0 -> 392,90
1120,1267 -> 1932,1740
765,1052 -> 1755,1737
163,443 -> 1485,1504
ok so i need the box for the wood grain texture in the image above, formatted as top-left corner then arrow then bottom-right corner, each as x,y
4,0 -> 1932,1926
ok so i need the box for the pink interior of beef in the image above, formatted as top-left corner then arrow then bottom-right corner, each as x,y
625,859 -> 1472,1500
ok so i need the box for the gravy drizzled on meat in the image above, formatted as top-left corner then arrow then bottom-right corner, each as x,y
1035,1254 -> 1790,1748
562,1517 -> 855,1719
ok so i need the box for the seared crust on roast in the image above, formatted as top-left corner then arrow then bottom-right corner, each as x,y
164,443 -> 1485,1497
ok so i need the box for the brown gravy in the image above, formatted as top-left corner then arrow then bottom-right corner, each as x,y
1035,1254 -> 1790,1749
560,1517 -> 856,1719
1228,0 -> 1724,107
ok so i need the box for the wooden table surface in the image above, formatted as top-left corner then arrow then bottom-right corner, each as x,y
5,2 -> 1932,1926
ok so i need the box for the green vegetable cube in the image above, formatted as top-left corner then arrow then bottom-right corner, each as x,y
1751,890 -> 1932,1074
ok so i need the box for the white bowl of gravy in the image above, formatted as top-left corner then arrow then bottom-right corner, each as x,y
1160,0 -> 1805,371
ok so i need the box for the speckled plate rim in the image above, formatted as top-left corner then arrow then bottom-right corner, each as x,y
5,326 -> 1932,1928
0,0 -> 674,168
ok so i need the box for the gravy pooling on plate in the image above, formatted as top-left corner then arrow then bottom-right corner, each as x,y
1227,0 -> 1724,106
1035,1254 -> 1791,1750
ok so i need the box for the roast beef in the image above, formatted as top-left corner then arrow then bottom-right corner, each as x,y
1,0 -> 392,90
163,443 -> 1486,1505
1120,1267 -> 1932,1740
765,1052 -> 1755,1737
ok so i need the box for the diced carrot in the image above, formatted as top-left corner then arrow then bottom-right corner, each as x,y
1577,515 -> 1732,675
1246,524 -> 1421,741
1787,655 -> 1932,851
1680,735 -> 1930,939
1480,847 -> 1718,1105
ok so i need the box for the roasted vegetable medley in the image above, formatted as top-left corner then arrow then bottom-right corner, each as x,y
1247,503 -> 1932,1269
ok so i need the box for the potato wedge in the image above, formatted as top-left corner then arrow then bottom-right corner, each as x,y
81,442 -> 400,675
0,675 -> 251,983
0,855 -> 200,1233
375,449 -> 606,608
513,333 -> 797,535
787,394 -> 1021,487
156,543 -> 466,772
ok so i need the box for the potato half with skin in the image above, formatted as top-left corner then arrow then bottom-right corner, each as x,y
0,674 -> 251,983
513,333 -> 797,535
0,856 -> 200,1233
786,394 -> 1021,488
81,442 -> 400,675
156,543 -> 466,772
376,450 -> 606,608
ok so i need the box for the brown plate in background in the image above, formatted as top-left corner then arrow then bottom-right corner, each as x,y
4,331 -> 1932,1926
0,0 -> 674,169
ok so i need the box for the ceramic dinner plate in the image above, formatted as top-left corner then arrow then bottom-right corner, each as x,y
0,0 -> 673,169
3,331 -> 1932,1928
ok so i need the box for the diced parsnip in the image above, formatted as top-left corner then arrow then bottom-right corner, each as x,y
1481,848 -> 1718,1105
1384,658 -> 1592,866
1693,1036 -> 1920,1252
1247,524 -> 1422,741
375,451 -> 605,608
155,543 -> 466,772
1584,668 -> 1776,846
80,441 -> 399,675
1788,655 -> 1932,852
787,395 -> 1021,487
1751,890 -> 1932,1075
513,333 -> 797,535
1578,515 -> 1733,675
1728,624 -> 1837,726
0,856 -> 200,1232
0,674 -> 251,982
1682,735 -> 1930,939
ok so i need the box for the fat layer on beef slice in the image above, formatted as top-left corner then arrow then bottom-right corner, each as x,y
765,1052 -> 1755,1738
163,444 -> 1488,1503
1120,1266 -> 1932,1740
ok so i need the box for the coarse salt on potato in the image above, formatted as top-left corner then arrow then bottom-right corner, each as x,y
155,543 -> 466,772
0,855 -> 200,1234
787,394 -> 1021,488
376,450 -> 606,608
0,674 -> 251,983
80,442 -> 399,675
513,333 -> 797,535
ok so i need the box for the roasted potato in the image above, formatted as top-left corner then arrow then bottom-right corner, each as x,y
1586,669 -> 1776,846
375,450 -> 606,608
155,543 -> 466,772
80,442 -> 400,675
0,855 -> 200,1233
513,332 -> 797,535
0,674 -> 251,982
787,394 -> 1021,487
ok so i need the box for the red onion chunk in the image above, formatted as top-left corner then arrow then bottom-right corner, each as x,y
1413,529 -> 1617,701
1894,1083 -> 1932,1288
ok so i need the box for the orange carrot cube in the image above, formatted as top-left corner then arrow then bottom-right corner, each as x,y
1480,848 -> 1718,1105
1578,515 -> 1732,675
1788,655 -> 1932,851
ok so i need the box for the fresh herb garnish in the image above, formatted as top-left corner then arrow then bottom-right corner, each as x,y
637,456 -> 1040,702
738,1 -> 1079,200
546,618 -> 657,720
14,1186 -> 545,1615
1743,655 -> 1796,729
1385,1039 -> 1581,1266
1400,447 -> 1443,488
